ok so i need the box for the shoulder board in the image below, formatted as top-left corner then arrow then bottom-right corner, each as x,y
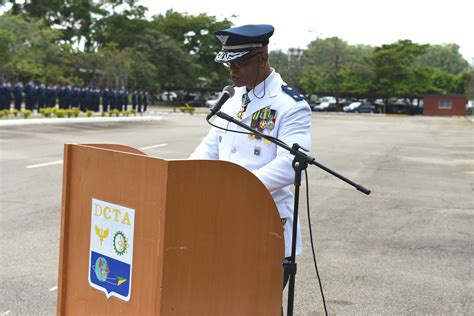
281,85 -> 305,101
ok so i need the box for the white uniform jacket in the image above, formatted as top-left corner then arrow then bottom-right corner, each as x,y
190,70 -> 312,257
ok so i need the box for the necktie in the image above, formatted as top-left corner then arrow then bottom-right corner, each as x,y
237,93 -> 251,119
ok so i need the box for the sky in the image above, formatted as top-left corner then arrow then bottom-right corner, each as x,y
139,0 -> 474,63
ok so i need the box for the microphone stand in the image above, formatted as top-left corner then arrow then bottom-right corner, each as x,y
214,110 -> 371,316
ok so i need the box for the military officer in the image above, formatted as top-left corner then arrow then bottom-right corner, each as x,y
109,90 -> 116,110
143,91 -> 148,112
64,85 -> 72,109
0,82 -> 8,110
131,90 -> 137,110
37,83 -> 46,109
13,81 -> 24,110
71,86 -> 80,108
46,84 -> 57,107
123,89 -> 129,111
102,87 -> 110,112
189,24 -> 312,288
58,85 -> 66,109
137,91 -> 143,113
24,80 -> 36,110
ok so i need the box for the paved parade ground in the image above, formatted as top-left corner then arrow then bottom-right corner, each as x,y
1,111 -> 473,315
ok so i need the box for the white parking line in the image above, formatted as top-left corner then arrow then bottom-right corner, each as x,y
26,160 -> 63,169
139,143 -> 168,150
49,286 -> 58,292
1,311 -> 11,316
26,144 -> 168,169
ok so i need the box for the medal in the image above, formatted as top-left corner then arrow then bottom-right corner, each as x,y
254,146 -> 261,156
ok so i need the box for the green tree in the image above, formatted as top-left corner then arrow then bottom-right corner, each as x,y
269,50 -> 290,80
300,37 -> 357,110
132,28 -> 199,90
340,58 -> 375,96
453,71 -> 472,95
0,14 -> 70,82
466,71 -> 474,100
415,44 -> 469,74
92,10 -> 149,49
371,40 -> 429,110
73,43 -> 133,88
151,10 -> 232,87
129,50 -> 157,91
7,0 -> 144,51
0,29 -> 15,78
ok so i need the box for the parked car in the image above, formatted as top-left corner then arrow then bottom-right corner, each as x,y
158,91 -> 179,102
324,102 -> 337,112
386,104 -> 409,114
205,92 -> 222,108
343,101 -> 362,112
312,101 -> 332,111
353,103 -> 381,113
183,94 -> 206,107
309,103 -> 320,111
467,100 -> 473,115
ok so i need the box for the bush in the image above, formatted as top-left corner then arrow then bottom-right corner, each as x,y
130,109 -> 137,116
56,109 -> 66,118
10,109 -> 19,117
86,110 -> 93,117
178,104 -> 195,114
40,107 -> 55,118
22,109 -> 32,119
65,109 -> 74,118
71,107 -> 80,117
0,110 -> 9,119
111,109 -> 120,117
101,111 -> 109,117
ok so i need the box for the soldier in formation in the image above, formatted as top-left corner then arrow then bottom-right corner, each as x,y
0,82 -> 12,110
13,82 -> 23,110
1,80 -> 148,113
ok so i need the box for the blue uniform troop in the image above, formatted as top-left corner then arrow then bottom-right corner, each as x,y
143,91 -> 148,112
13,82 -> 23,110
70,87 -> 79,108
93,88 -> 101,112
57,86 -> 66,109
1,80 -> 148,113
24,81 -> 36,110
37,83 -> 46,109
0,82 -> 13,110
123,90 -> 129,111
109,90 -> 116,110
79,88 -> 86,111
102,88 -> 110,112
131,91 -> 137,110
117,90 -> 123,110
137,91 -> 143,112
46,85 -> 57,107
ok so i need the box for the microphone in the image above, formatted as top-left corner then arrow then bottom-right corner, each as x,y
206,85 -> 235,120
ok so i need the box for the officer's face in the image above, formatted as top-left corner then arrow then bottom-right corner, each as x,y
227,52 -> 263,89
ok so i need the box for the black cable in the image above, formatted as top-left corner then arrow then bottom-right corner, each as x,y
206,116 -> 289,149
207,117 -> 252,136
252,53 -> 266,100
305,169 -> 328,316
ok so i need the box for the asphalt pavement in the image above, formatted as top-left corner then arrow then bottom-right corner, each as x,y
0,111 -> 473,315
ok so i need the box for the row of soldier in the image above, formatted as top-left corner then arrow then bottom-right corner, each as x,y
0,81 -> 149,113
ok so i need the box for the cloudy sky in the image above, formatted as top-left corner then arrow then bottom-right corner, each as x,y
140,0 -> 473,62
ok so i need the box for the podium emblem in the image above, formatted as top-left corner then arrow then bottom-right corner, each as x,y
88,198 -> 135,301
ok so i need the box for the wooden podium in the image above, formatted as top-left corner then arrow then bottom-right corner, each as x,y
57,144 -> 284,315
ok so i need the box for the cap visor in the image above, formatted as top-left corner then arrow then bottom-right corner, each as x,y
215,50 -> 252,63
